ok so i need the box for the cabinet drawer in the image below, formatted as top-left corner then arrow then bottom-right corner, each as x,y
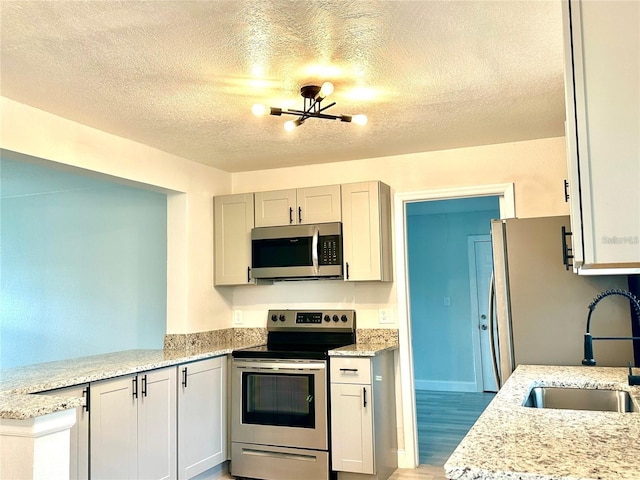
330,357 -> 371,384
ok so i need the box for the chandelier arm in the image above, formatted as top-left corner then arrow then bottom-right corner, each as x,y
317,102 -> 336,113
282,110 -> 340,120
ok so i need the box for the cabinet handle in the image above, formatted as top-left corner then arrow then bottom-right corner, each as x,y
142,375 -> 148,397
247,266 -> 251,283
339,368 -> 358,372
363,387 -> 367,408
298,206 -> 302,224
563,179 -> 570,202
561,226 -> 574,270
289,207 -> 293,224
132,376 -> 138,399
346,262 -> 350,280
182,367 -> 188,388
82,387 -> 90,413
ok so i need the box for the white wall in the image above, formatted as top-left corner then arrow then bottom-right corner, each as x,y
1,97 -> 233,334
233,136 -> 568,219
230,136 -> 569,328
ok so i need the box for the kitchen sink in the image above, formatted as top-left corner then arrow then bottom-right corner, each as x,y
523,386 -> 637,413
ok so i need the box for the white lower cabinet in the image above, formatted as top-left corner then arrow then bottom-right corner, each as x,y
91,367 -> 177,480
330,352 -> 397,480
177,356 -> 227,479
37,384 -> 89,480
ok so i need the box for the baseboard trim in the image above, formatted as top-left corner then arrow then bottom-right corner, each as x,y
414,379 -> 478,392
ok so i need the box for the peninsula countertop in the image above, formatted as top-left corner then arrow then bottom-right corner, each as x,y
445,365 -> 640,480
0,343 -> 241,420
0,330 -> 399,420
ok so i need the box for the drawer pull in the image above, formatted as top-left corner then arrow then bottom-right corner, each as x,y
339,368 -> 358,372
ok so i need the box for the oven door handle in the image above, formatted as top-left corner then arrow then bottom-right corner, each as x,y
234,361 -> 326,371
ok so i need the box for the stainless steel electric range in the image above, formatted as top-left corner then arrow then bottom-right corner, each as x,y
230,309 -> 356,480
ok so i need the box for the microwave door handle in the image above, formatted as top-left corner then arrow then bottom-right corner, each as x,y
312,225 -> 319,274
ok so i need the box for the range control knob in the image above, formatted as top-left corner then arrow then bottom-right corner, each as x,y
332,315 -> 339,322
324,315 -> 331,323
341,315 -> 348,323
279,314 -> 286,322
271,314 -> 278,322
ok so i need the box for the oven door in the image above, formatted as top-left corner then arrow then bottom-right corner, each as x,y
231,359 -> 327,451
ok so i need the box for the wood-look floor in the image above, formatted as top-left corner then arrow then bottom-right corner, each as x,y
415,390 -> 495,466
225,390 -> 493,480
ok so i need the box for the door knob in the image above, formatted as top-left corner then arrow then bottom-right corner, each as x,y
481,324 -> 488,330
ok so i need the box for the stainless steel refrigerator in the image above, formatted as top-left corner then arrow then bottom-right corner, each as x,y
490,216 -> 634,387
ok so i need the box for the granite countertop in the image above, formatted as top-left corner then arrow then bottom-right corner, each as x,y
328,328 -> 399,357
445,365 -> 640,480
328,342 -> 398,357
0,341 -> 246,420
0,328 -> 399,420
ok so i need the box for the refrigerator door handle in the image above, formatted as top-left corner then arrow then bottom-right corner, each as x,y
488,270 -> 502,388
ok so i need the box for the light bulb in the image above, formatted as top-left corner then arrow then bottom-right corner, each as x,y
284,120 -> 296,131
318,82 -> 334,99
352,114 -> 368,126
252,104 -> 267,116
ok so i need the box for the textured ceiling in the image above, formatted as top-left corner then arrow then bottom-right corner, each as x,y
0,0 -> 566,173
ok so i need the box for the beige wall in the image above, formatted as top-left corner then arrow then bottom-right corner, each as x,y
1,97 -> 569,333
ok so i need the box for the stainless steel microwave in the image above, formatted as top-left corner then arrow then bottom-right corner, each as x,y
251,222 -> 343,280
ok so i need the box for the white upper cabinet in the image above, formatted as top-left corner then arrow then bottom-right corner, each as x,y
254,185 -> 341,227
214,193 -> 255,286
562,0 -> 640,274
341,181 -> 393,282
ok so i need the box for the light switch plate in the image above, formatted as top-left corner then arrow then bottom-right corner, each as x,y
233,310 -> 243,325
379,309 -> 394,324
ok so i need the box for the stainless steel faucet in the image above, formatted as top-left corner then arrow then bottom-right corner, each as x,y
582,289 -> 640,385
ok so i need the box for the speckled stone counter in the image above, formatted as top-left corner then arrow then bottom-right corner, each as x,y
445,365 -> 640,480
329,328 -> 399,357
0,331 -> 265,420
0,327 -> 394,419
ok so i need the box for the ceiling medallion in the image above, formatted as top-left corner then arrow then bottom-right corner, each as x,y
252,82 -> 368,131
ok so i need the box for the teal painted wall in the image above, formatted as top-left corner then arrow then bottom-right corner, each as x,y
407,197 -> 499,391
0,155 -> 167,369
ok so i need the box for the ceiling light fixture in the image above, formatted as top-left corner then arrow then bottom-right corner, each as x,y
252,81 -> 367,130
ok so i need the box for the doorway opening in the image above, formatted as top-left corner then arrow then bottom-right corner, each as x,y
394,184 -> 515,469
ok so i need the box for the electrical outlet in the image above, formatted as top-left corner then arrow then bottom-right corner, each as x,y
233,310 -> 243,325
379,309 -> 394,324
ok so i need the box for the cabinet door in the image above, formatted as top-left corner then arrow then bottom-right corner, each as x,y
138,367 -> 177,480
177,357 -> 227,479
297,185 -> 341,224
563,0 -> 640,272
38,385 -> 89,480
91,376 -> 138,480
214,193 -> 255,285
254,189 -> 297,226
341,181 -> 393,281
330,383 -> 374,474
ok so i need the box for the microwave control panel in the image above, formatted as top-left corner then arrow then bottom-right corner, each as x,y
319,235 -> 342,265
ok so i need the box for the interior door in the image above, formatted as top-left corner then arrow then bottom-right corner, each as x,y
470,236 -> 498,392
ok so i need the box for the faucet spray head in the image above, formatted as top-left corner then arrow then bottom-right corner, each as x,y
582,333 -> 596,366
